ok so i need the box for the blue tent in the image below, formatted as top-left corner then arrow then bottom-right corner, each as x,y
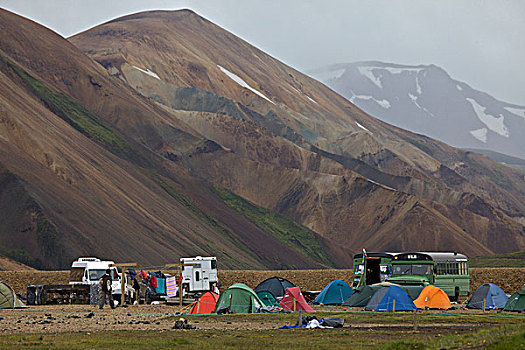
365,285 -> 416,311
314,280 -> 353,305
467,283 -> 508,310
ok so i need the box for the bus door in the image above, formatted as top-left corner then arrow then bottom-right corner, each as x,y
365,258 -> 381,285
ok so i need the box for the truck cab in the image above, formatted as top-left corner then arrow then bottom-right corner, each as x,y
69,257 -> 121,295
180,256 -> 218,294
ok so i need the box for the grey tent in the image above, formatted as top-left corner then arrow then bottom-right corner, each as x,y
0,281 -> 26,309
254,277 -> 295,299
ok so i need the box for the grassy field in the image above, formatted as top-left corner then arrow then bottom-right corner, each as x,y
470,251 -> 525,267
0,311 -> 523,349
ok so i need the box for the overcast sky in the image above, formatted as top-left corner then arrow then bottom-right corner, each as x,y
1,0 -> 524,105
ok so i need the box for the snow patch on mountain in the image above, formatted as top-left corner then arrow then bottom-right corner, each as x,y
305,95 -> 318,104
217,65 -> 274,104
470,128 -> 488,143
456,85 -> 463,91
466,98 -> 509,138
133,66 -> 160,80
382,67 -> 423,74
355,121 -> 371,133
350,95 -> 391,109
408,93 -> 434,117
415,76 -> 422,94
357,67 -> 382,88
504,106 -> 525,119
288,84 -> 318,104
313,68 -> 346,82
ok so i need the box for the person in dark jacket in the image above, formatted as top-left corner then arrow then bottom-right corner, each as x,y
99,269 -> 115,309
133,277 -> 140,305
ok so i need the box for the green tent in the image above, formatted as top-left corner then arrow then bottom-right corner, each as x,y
343,285 -> 381,307
504,290 -> 525,312
0,281 -> 26,309
214,283 -> 264,314
256,291 -> 279,307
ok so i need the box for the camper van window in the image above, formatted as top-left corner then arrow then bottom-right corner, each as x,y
89,269 -> 106,281
211,260 -> 217,269
69,267 -> 84,282
195,271 -> 200,282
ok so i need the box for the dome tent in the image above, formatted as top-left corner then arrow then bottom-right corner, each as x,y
254,277 -> 295,299
314,280 -> 353,305
189,291 -> 218,314
365,285 -> 416,311
343,285 -> 380,307
467,283 -> 508,310
256,291 -> 279,307
414,285 -> 451,310
503,290 -> 525,312
0,281 -> 26,309
214,283 -> 264,314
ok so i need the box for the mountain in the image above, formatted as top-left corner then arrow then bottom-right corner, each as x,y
70,11 -> 524,254
0,9 -> 523,269
308,61 -> 525,160
0,9 -> 341,269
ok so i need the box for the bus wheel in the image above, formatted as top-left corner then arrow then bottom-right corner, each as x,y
454,287 -> 459,302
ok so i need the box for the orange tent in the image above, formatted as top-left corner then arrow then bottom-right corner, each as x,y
189,291 -> 219,314
414,285 -> 451,310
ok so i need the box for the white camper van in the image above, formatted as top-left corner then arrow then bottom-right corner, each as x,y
69,257 -> 121,294
180,256 -> 219,294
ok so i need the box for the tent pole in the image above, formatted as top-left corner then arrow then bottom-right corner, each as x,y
393,299 -> 395,312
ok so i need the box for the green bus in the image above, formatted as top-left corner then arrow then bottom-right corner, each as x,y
388,252 -> 469,301
352,252 -> 398,287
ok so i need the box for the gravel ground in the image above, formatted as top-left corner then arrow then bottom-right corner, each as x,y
0,303 -> 512,335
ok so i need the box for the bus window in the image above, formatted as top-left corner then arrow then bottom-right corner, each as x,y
393,265 -> 411,275
412,265 -> 432,275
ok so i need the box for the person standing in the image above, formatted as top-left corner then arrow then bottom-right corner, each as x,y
99,269 -> 115,309
133,277 -> 141,305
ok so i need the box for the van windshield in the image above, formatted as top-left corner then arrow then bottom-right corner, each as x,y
89,269 -> 107,281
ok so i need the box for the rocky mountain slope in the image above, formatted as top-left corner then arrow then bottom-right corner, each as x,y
309,61 -> 525,160
0,9 -> 523,269
71,11 -> 524,254
0,9 -> 344,269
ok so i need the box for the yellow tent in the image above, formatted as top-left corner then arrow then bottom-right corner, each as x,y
414,285 -> 451,310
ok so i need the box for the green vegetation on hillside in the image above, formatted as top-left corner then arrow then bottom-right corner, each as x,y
470,251 -> 525,267
212,184 -> 334,267
148,172 -> 262,268
1,56 -> 135,159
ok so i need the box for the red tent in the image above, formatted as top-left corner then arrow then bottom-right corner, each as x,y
189,292 -> 219,314
280,287 -> 315,313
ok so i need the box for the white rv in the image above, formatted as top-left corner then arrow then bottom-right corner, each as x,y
180,256 -> 219,294
69,257 -> 121,294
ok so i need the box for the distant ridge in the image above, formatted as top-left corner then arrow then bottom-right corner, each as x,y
309,61 -> 525,160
